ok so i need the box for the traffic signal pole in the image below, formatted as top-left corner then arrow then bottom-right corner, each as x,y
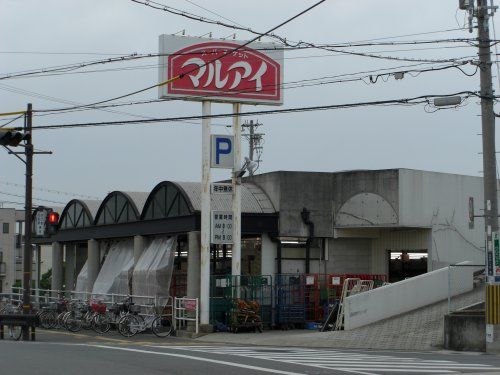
22,103 -> 33,341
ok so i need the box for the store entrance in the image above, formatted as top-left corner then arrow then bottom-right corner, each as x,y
388,250 -> 428,283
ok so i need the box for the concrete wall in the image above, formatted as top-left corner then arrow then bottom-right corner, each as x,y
326,238 -> 372,274
0,209 -> 16,293
444,312 -> 485,352
398,170 -> 485,269
343,262 -> 474,330
249,170 -> 399,238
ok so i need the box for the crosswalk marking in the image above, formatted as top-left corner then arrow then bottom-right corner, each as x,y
152,345 -> 500,374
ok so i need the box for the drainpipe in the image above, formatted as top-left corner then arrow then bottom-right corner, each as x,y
301,208 -> 315,274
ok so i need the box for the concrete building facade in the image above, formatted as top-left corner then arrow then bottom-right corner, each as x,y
0,208 -> 52,294
31,169 -> 485,302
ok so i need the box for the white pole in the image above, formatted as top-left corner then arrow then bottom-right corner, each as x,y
200,101 -> 211,325
232,103 -> 242,278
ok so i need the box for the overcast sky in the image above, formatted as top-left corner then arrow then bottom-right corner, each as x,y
0,0 -> 497,208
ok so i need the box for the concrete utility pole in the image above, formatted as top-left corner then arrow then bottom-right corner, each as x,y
476,0 -> 500,347
22,103 -> 33,341
242,120 -> 264,176
477,0 -> 499,237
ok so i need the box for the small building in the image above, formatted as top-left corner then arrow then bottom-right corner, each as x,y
0,208 -> 51,293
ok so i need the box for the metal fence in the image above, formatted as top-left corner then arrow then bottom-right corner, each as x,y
447,264 -> 485,314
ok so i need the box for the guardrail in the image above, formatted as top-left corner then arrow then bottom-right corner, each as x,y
447,263 -> 485,314
7,288 -> 173,315
174,297 -> 199,334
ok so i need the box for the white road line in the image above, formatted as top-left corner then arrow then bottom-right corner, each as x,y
86,344 -> 309,375
156,345 -> 500,374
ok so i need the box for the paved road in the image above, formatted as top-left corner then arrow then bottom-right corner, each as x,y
1,330 -> 500,375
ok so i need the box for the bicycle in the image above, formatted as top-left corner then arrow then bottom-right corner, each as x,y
92,296 -> 133,334
0,300 -> 22,341
118,303 -> 172,338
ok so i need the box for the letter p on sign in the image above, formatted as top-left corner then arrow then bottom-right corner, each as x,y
211,135 -> 234,169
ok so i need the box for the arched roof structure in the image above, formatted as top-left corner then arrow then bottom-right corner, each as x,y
141,181 -> 194,220
51,181 -> 277,241
94,191 -> 148,225
59,199 -> 101,230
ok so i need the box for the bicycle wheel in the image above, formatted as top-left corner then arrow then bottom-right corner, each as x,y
118,315 -> 140,338
40,311 -> 57,329
151,316 -> 172,337
82,312 -> 94,330
56,312 -> 67,329
8,325 -> 22,341
65,311 -> 83,333
92,313 -> 111,334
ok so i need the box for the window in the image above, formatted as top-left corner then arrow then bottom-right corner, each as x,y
2,223 -> 9,234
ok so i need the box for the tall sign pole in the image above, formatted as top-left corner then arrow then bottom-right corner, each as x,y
22,103 -> 33,340
200,101 -> 211,325
159,35 -> 283,329
232,103 -> 242,278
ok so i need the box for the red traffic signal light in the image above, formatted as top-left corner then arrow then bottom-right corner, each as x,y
48,211 -> 59,225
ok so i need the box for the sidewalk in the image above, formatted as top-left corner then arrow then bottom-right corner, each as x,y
196,287 -> 484,351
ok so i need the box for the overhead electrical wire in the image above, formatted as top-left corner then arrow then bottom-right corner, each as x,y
130,0 -> 474,50
28,60 -> 478,117
14,91 -> 482,132
0,191 -> 66,205
0,180 -> 100,200
0,45 -> 478,83
1,0 -> 327,119
0,38 -> 483,81
0,83 -> 157,120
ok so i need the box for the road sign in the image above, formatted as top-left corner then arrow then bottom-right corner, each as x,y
158,35 -> 284,105
34,208 -> 48,237
495,233 -> 500,278
211,183 -> 233,194
211,210 -> 233,244
468,197 -> 474,229
488,251 -> 494,276
211,135 -> 234,168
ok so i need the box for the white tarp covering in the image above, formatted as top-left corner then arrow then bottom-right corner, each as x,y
74,261 -> 88,294
132,236 -> 176,299
92,240 -> 134,299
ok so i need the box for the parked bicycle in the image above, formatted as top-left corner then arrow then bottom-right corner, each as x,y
118,303 -> 172,338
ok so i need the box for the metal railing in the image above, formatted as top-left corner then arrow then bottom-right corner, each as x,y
447,263 -> 485,314
174,297 -> 199,334
7,287 -> 173,316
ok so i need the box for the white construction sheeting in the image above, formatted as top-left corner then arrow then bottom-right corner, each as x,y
92,240 -> 134,299
132,236 -> 176,299
74,261 -> 88,293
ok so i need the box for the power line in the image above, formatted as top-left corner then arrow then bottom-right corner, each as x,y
1,45 -> 477,82
18,91 -> 481,132
29,60 -> 477,116
0,40 -> 480,81
0,191 -> 66,205
0,83 -> 157,120
130,0 -> 473,50
0,180 -> 100,200
3,0 -> 327,117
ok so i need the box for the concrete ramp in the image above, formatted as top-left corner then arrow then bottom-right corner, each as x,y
344,262 -> 475,330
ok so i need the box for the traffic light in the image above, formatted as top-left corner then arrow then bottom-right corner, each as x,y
47,211 -> 59,234
0,130 -> 30,147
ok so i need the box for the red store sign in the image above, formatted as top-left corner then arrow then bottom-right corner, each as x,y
159,36 -> 284,105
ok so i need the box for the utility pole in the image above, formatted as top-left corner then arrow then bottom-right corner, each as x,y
22,103 -> 33,341
461,0 -> 500,347
242,120 -> 264,176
